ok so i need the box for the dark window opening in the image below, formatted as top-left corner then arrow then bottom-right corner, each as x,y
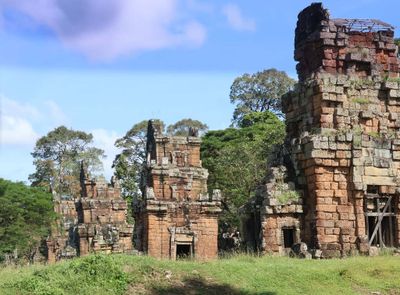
283,228 -> 296,248
367,185 -> 379,194
368,216 -> 396,247
355,62 -> 371,77
176,244 -> 191,259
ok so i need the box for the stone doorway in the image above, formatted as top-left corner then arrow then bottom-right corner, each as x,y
176,243 -> 192,259
282,227 -> 296,249
169,227 -> 195,260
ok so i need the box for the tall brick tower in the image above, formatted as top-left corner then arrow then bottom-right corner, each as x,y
135,121 -> 221,259
281,3 -> 400,257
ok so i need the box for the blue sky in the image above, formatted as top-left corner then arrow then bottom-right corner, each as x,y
0,0 -> 399,182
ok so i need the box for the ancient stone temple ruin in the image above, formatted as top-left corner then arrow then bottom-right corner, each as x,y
242,3 -> 400,257
47,163 -> 133,263
134,121 -> 221,260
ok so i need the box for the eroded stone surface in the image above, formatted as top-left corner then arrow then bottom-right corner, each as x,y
242,3 -> 400,258
47,164 -> 133,263
134,121 -> 221,260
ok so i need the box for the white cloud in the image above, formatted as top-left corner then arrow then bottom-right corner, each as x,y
91,129 -> 120,179
222,4 -> 256,32
0,96 -> 39,145
0,96 -> 67,146
2,0 -> 207,61
0,96 -> 121,181
0,115 -> 38,145
1,95 -> 40,119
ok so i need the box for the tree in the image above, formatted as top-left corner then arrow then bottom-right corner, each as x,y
201,111 -> 285,229
230,68 -> 296,125
0,179 -> 55,263
113,119 -> 165,202
167,118 -> 208,136
29,126 -> 105,199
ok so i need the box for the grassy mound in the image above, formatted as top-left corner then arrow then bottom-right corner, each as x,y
1,254 -> 399,294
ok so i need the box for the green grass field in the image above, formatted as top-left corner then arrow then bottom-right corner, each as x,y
0,254 -> 399,295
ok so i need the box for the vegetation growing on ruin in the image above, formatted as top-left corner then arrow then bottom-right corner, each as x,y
367,131 -> 381,139
1,254 -> 400,295
352,97 -> 370,104
276,190 -> 300,204
384,76 -> 400,83
367,130 -> 397,141
350,79 -> 376,88
319,128 -> 337,138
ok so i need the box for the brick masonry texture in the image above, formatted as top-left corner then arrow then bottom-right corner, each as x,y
242,3 -> 400,257
134,121 -> 221,260
47,163 -> 133,263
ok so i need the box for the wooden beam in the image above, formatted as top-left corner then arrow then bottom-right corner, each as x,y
364,212 -> 395,217
389,199 -> 394,247
368,196 -> 392,246
378,198 -> 384,247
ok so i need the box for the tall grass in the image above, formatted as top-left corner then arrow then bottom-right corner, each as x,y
0,254 -> 399,295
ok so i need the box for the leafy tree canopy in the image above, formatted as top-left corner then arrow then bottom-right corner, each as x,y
167,118 -> 208,136
230,68 -> 296,125
201,111 -> 285,228
0,179 -> 55,262
29,126 -> 105,199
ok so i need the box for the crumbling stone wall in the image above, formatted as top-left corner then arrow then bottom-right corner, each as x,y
47,164 -> 133,263
47,200 -> 79,262
77,170 -> 133,256
244,3 -> 400,258
135,121 -> 221,260
294,4 -> 398,81
257,167 -> 303,254
282,3 -> 400,257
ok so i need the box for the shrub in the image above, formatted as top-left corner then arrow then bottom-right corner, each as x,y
7,255 -> 130,295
